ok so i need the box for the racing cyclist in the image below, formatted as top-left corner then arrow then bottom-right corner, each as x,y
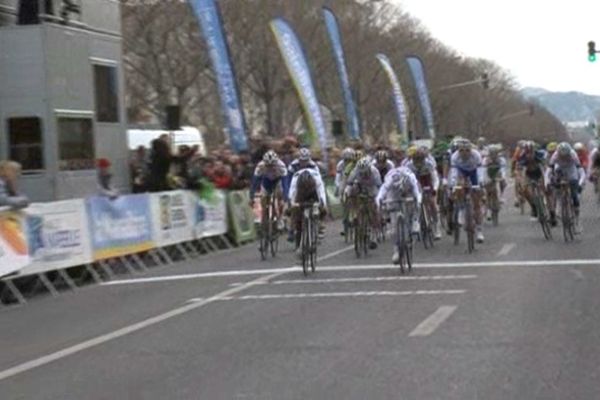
371,150 -> 395,182
249,150 -> 288,230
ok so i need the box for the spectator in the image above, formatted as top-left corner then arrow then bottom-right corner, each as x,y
0,161 -> 29,209
211,161 -> 233,189
130,145 -> 148,193
146,138 -> 172,192
96,158 -> 119,199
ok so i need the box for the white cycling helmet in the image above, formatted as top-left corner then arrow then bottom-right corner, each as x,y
342,147 -> 355,161
356,158 -> 371,171
574,142 -> 585,151
557,142 -> 572,156
298,147 -> 311,161
263,150 -> 279,164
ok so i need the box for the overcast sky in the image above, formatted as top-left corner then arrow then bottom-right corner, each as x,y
394,0 -> 600,95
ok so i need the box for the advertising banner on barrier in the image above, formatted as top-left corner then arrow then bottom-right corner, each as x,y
227,191 -> 256,244
86,195 -> 154,260
0,210 -> 29,277
193,189 -> 227,239
151,191 -> 194,247
21,200 -> 92,275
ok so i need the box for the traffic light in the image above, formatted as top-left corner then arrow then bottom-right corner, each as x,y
481,73 -> 490,89
589,41 -> 597,62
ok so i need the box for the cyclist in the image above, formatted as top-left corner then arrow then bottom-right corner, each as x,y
289,167 -> 328,256
574,142 -> 589,177
546,142 -> 586,233
477,136 -> 489,158
376,165 -> 422,264
288,147 -> 320,175
482,144 -> 508,205
345,158 -> 383,249
372,150 -> 395,181
335,148 -> 355,196
249,150 -> 288,230
516,141 -> 553,222
449,139 -> 485,243
404,147 -> 442,240
589,142 -> 600,187
546,142 -> 558,159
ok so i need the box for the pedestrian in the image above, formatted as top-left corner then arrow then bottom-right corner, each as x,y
0,160 -> 29,209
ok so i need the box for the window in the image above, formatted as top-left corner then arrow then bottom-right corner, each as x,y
57,117 -> 95,170
8,117 -> 44,171
93,65 -> 120,123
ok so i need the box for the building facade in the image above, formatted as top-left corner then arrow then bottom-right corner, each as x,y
0,0 -> 129,201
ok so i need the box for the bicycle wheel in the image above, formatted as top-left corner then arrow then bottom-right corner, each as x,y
465,199 -> 475,254
259,223 -> 268,260
396,213 -> 406,273
354,216 -> 362,258
453,206 -> 461,246
310,215 -> 318,272
561,192 -> 573,243
302,214 -> 310,276
420,204 -> 430,250
535,194 -> 552,240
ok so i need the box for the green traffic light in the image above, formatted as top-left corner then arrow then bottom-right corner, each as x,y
590,54 -> 597,62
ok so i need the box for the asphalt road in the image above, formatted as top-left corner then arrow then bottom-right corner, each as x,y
2,183 -> 600,399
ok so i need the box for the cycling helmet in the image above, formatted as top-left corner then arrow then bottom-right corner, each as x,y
375,150 -> 388,162
354,150 -> 365,161
546,142 -> 558,153
477,136 -> 486,146
450,137 -> 464,153
342,147 -> 355,161
488,144 -> 501,156
458,139 -> 472,151
298,147 -> 311,161
413,147 -> 427,162
574,142 -> 585,151
557,142 -> 572,156
407,145 -> 418,158
263,150 -> 278,164
356,158 -> 371,171
522,141 -> 535,152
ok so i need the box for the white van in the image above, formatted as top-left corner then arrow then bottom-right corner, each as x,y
127,126 -> 207,156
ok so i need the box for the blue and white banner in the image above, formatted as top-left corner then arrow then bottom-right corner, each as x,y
189,0 -> 248,153
322,7 -> 360,140
376,54 -> 409,141
271,18 -> 328,163
406,55 -> 436,139
22,200 -> 92,275
86,195 -> 154,261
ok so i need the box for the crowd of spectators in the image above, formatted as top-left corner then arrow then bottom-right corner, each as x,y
129,134 -> 345,194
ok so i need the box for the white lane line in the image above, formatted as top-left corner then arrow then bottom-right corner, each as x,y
409,306 -> 458,337
229,275 -> 478,286
101,268 -> 296,286
101,258 -> 600,287
188,290 -> 466,302
0,271 -> 286,382
497,243 -> 516,257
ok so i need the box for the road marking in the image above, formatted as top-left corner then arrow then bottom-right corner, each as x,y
0,245 -> 356,381
497,243 -> 516,257
102,268 -> 296,286
187,289 -> 466,302
103,259 -> 600,286
230,275 -> 478,286
0,271 -> 285,382
409,306 -> 458,337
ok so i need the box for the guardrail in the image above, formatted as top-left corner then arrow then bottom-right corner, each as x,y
0,184 -> 342,306
0,189 -> 258,306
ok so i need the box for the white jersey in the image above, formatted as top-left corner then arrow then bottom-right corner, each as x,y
289,168 -> 327,207
346,165 -> 382,197
547,149 -> 585,184
482,155 -> 508,183
449,150 -> 484,187
404,158 -> 440,190
376,166 -> 422,207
